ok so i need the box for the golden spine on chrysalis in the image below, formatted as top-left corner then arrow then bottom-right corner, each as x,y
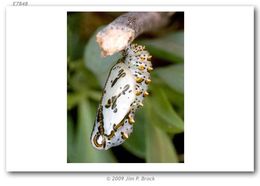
138,65 -> 145,70
128,115 -> 135,124
143,91 -> 149,97
135,91 -> 142,96
147,67 -> 153,72
135,77 -> 144,83
121,132 -> 129,140
145,79 -> 152,84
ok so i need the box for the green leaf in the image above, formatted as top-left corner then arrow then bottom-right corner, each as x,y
155,64 -> 184,94
148,87 -> 184,134
67,93 -> 84,110
145,101 -> 179,163
68,59 -> 100,92
123,109 -> 146,159
162,84 -> 184,107
72,99 -> 116,163
87,90 -> 102,102
138,31 -> 184,63
84,27 -> 122,87
68,30 -> 84,60
162,85 -> 184,119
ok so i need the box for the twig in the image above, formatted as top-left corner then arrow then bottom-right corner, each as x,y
96,12 -> 175,57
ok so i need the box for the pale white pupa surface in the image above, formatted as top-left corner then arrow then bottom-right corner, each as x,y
91,44 -> 153,150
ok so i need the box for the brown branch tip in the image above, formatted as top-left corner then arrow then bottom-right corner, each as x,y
96,12 -> 174,57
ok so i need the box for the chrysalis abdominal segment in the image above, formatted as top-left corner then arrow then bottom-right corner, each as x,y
91,44 -> 153,150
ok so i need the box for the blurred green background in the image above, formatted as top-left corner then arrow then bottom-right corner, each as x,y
67,12 -> 184,163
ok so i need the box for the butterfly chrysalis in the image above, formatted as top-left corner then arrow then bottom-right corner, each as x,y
91,44 -> 153,150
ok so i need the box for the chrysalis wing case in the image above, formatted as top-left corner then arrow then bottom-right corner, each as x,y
91,44 -> 153,150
